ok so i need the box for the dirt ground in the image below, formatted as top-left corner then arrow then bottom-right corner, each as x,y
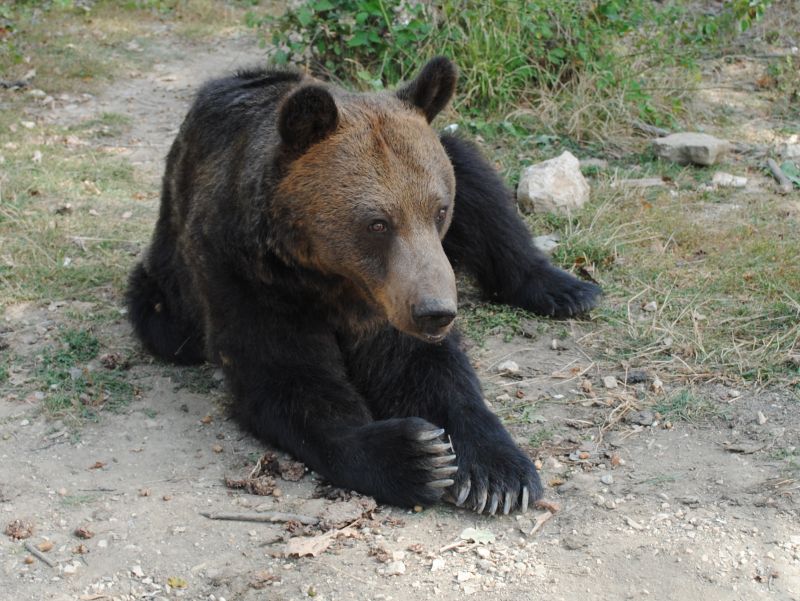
1,21 -> 799,601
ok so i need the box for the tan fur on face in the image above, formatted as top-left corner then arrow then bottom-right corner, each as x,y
274,92 -> 457,338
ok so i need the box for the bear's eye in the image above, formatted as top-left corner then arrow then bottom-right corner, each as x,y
435,208 -> 448,224
368,219 -> 389,234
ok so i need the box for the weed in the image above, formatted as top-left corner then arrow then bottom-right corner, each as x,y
60,493 -> 96,507
35,328 -> 136,417
168,365 -> 219,394
655,389 -> 720,422
256,0 -> 773,139
458,304 -> 535,346
528,428 -> 555,449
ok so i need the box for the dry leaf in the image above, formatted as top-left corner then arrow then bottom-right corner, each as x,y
74,526 -> 94,539
167,576 -> 187,589
5,519 -> 34,540
285,530 -> 336,558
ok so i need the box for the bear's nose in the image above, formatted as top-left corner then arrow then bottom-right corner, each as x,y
412,302 -> 456,333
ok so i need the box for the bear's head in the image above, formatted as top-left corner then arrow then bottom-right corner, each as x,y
274,57 -> 459,343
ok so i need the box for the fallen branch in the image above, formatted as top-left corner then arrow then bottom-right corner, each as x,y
766,159 -> 794,194
24,541 -> 57,568
200,511 -> 318,526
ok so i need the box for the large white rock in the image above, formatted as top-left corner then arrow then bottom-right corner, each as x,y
652,132 -> 730,166
516,151 -> 590,215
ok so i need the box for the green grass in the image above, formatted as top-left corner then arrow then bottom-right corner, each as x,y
458,304 -> 542,346
654,389 -> 722,422
36,328 -> 136,417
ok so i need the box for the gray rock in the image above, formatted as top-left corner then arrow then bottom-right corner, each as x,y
712,172 -> 747,188
532,233 -> 560,254
628,410 -> 656,426
516,151 -> 590,215
780,143 -> 800,159
652,133 -> 731,166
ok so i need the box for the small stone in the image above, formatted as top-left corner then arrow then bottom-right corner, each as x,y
457,571 -> 473,583
517,151 -> 590,215
651,377 -> 664,394
131,565 -> 144,578
476,547 -> 491,560
642,301 -> 657,312
712,172 -> 747,188
496,360 -> 520,376
602,376 -> 618,389
780,143 -> 800,159
63,564 -> 77,575
391,551 -> 406,561
532,233 -> 560,254
625,517 -> 644,531
386,561 -> 405,576
652,133 -> 731,166
756,411 -> 767,425
431,558 -> 446,572
97,539 -> 108,548
628,410 -> 655,426
600,474 -> 614,485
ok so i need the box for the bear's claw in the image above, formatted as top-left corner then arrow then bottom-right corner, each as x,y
417,427 -> 446,441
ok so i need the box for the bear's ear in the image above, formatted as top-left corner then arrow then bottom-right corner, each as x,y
278,85 -> 339,154
396,56 -> 457,123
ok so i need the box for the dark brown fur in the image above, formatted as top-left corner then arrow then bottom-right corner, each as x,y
127,58 -> 601,512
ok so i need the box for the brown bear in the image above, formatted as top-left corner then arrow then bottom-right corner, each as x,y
126,57 -> 600,515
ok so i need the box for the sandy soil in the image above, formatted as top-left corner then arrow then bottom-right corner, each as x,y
1,25 -> 799,601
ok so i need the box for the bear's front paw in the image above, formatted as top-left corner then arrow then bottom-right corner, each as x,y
506,265 -> 601,318
356,417 -> 458,508
448,438 -> 542,515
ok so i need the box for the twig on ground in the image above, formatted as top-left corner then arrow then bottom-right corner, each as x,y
200,511 -> 319,526
631,120 -> 669,137
23,541 -> 57,568
528,510 -> 555,536
766,159 -> 794,194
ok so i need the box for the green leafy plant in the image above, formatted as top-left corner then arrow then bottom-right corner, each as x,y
253,0 -> 774,128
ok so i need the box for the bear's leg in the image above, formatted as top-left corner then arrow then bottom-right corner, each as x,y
440,134 -> 601,317
198,272 -> 458,508
126,259 -> 205,365
345,328 -> 542,515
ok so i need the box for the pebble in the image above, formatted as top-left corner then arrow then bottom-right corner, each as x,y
131,565 -> 144,578
386,561 -> 405,576
602,376 -> 618,389
756,411 -> 767,425
457,571 -> 473,582
431,558 -> 445,572
712,172 -> 747,188
628,410 -> 655,427
600,474 -> 614,485
496,360 -> 520,376
476,547 -> 491,560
